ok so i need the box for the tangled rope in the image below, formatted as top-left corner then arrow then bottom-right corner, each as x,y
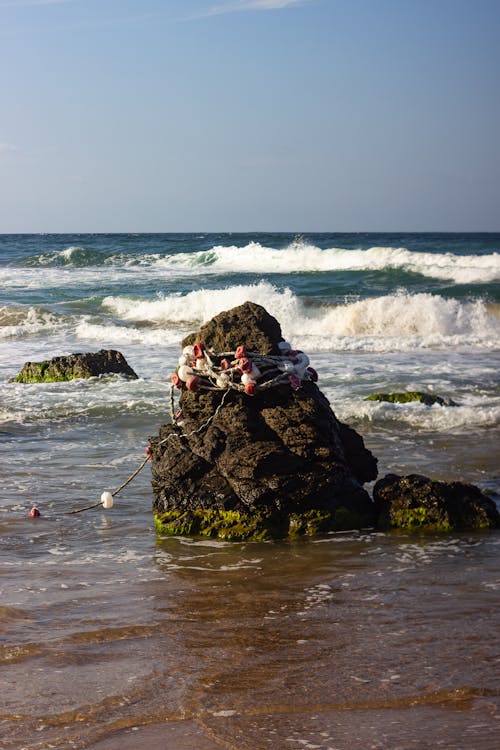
170,340 -> 318,399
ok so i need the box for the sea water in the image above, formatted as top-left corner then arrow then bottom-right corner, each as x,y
1,233 -> 499,749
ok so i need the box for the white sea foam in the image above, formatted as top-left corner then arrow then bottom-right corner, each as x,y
340,398 -> 500,431
102,282 -> 299,326
74,320 -> 185,347
1,378 -> 167,426
109,241 -> 500,284
0,306 -> 64,339
7,242 -> 500,287
102,283 -> 500,352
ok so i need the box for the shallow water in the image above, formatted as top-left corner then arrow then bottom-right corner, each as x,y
2,505 -> 500,749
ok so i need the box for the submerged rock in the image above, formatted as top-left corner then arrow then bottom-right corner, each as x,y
12,349 -> 138,383
150,302 -> 378,540
374,474 -> 499,532
365,391 -> 458,407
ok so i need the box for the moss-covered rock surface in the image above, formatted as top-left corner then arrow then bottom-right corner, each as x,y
12,349 -> 138,383
365,391 -> 458,406
374,474 -> 499,532
155,505 -> 375,541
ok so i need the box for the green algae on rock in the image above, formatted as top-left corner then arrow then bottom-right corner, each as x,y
11,350 -> 138,383
374,474 -> 499,532
154,505 -> 376,541
365,391 -> 458,406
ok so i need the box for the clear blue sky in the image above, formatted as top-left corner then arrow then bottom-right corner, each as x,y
1,0 -> 499,232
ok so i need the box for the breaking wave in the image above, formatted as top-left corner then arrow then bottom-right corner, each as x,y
335,397 -> 500,432
23,246 -> 110,267
19,241 -> 500,284
102,282 -> 500,352
177,242 -> 500,284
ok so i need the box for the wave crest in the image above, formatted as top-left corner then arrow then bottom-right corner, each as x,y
23,247 -> 108,267
101,283 -> 500,352
19,241 -> 500,283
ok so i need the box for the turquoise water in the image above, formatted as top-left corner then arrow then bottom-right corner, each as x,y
1,233 -> 499,749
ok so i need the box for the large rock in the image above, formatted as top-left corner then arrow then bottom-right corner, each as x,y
374,474 -> 499,531
12,349 -> 138,383
149,302 -> 378,540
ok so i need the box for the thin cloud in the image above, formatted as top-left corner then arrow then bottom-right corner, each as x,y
0,143 -> 17,153
195,0 -> 313,19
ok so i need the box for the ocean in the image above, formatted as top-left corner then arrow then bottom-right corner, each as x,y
1,232 -> 499,749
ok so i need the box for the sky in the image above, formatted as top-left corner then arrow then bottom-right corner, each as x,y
0,0 -> 499,232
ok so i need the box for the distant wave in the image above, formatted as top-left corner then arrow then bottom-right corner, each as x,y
335,395 -> 500,432
102,282 -> 500,352
19,241 -> 500,284
173,241 -> 500,284
23,246 -> 110,268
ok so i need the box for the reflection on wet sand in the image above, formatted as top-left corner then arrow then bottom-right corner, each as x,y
2,532 -> 499,749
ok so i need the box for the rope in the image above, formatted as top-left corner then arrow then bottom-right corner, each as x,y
159,387 -> 231,445
67,501 -> 103,514
68,389 -> 231,515
111,454 -> 151,496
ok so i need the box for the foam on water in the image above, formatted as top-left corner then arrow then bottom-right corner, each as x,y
180,241 -> 500,284
102,281 -> 299,327
0,305 -> 64,339
16,241 -> 500,284
335,396 -> 500,432
74,320 -> 187,347
1,377 -> 167,426
102,283 -> 500,352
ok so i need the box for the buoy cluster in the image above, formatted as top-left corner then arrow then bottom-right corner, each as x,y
171,340 -> 318,397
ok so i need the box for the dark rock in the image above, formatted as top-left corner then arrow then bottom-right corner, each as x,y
12,349 -> 138,383
150,302 -> 378,540
365,391 -> 458,407
181,300 -> 283,355
374,473 -> 499,531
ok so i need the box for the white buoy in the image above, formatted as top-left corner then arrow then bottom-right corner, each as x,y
177,365 -> 194,382
293,352 -> 310,379
101,491 -> 114,509
241,373 -> 257,386
216,372 -> 230,388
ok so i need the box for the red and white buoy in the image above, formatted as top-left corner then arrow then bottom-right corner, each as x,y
29,507 -> 41,517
